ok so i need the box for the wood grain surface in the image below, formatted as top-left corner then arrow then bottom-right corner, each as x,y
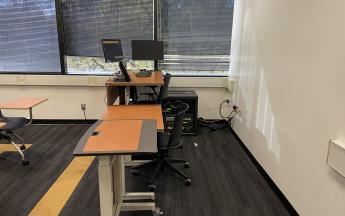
101,105 -> 164,131
105,71 -> 164,87
0,97 -> 48,109
83,120 -> 142,153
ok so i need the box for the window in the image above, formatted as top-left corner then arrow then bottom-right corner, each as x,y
0,0 -> 235,76
62,0 -> 154,75
0,0 -> 61,73
158,0 -> 234,76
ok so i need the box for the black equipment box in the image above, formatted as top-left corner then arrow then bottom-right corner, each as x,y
132,89 -> 199,161
165,90 -> 198,135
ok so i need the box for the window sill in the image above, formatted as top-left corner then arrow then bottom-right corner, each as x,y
0,74 -> 234,91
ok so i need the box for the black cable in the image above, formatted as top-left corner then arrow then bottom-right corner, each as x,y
219,99 -> 232,119
198,117 -> 231,131
82,110 -> 87,120
197,99 -> 235,131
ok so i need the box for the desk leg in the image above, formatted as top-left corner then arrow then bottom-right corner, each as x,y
120,155 -> 155,201
106,86 -> 119,105
129,86 -> 138,104
124,158 -> 151,167
118,87 -> 126,105
98,156 -> 122,216
98,155 -> 160,216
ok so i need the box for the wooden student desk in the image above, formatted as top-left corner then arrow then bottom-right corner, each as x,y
0,97 -> 49,125
105,71 -> 164,105
74,120 -> 161,216
0,97 -> 48,110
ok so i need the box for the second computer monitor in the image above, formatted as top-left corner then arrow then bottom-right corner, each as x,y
132,40 -> 164,61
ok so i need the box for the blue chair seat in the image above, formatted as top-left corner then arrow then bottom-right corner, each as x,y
1,117 -> 27,131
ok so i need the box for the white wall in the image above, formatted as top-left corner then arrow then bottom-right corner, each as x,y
230,0 -> 345,215
0,75 -> 232,119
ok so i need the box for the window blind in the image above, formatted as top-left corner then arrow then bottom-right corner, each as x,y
158,0 -> 234,74
62,0 -> 154,58
0,0 -> 61,73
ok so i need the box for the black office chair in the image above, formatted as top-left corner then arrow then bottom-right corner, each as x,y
131,102 -> 191,191
137,73 -> 171,104
0,110 -> 29,166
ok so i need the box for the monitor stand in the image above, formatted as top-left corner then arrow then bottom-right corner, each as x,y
113,71 -> 126,82
112,61 -> 131,82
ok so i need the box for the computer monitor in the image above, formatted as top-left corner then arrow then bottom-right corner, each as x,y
131,40 -> 164,61
102,39 -> 124,63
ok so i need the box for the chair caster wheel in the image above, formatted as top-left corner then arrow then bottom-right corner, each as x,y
149,184 -> 156,191
185,179 -> 191,186
22,160 -> 29,166
184,162 -> 190,168
20,145 -> 26,150
131,169 -> 139,176
153,208 -> 163,216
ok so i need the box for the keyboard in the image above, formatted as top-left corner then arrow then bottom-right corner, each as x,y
135,69 -> 152,77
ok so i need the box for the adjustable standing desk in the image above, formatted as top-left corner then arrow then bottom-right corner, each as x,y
101,104 -> 164,166
105,71 -> 164,105
73,119 -> 161,216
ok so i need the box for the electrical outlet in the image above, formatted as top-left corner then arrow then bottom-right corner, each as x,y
232,105 -> 243,117
81,104 -> 86,111
238,109 -> 242,117
232,105 -> 239,113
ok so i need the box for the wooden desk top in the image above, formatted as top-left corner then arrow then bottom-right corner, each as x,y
0,123 -> 5,129
0,97 -> 48,110
105,71 -> 164,87
73,120 -> 157,156
101,105 -> 164,132
84,120 -> 142,152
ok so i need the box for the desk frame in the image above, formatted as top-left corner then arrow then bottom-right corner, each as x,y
74,120 -> 162,216
98,155 -> 159,216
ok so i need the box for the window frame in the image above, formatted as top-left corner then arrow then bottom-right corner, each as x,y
0,0 -> 232,77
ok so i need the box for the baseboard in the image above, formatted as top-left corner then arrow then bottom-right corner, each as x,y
228,127 -> 299,216
32,119 -> 97,124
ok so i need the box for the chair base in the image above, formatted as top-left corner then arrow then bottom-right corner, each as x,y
131,156 -> 191,191
0,132 -> 29,166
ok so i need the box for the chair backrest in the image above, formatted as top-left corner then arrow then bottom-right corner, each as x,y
0,110 -> 4,120
167,102 -> 189,149
157,73 -> 172,104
